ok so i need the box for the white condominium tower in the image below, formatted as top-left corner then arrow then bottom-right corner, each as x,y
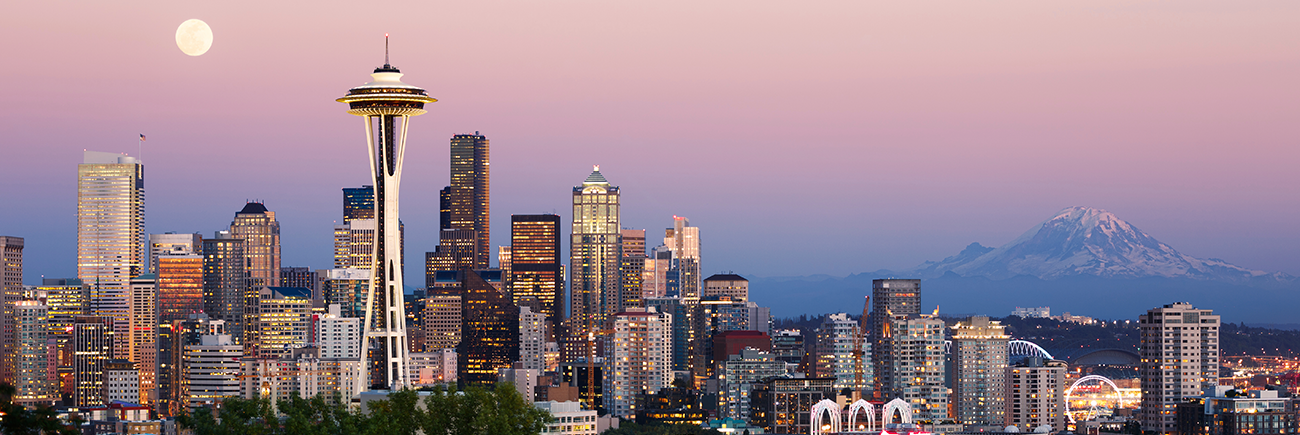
1138,302 -> 1220,434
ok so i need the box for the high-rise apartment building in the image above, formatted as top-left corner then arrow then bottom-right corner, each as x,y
316,304 -> 362,359
148,233 -> 201,274
157,252 -> 203,323
128,274 -> 158,405
569,167 -> 621,360
951,316 -> 1009,427
13,300 -> 52,406
771,329 -> 805,366
203,232 -> 248,343
603,308 -> 672,418
519,306 -> 546,371
619,229 -> 646,311
253,287 -> 312,359
815,313 -> 869,390
871,278 -> 921,395
878,315 -> 947,422
279,266 -> 312,289
447,133 -> 490,269
158,315 -> 223,417
334,218 -> 375,268
510,214 -> 562,338
459,270 -> 519,385
229,202 -> 281,288
73,316 -> 114,407
1139,302 -> 1221,434
77,152 -> 145,349
645,297 -> 691,371
424,294 -> 462,350
719,347 -> 785,421
0,236 -> 23,386
1005,357 -> 1066,432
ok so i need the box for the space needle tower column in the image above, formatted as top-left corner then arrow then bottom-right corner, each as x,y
337,38 -> 436,391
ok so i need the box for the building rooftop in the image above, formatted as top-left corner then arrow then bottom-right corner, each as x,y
704,273 -> 748,282
238,202 -> 269,214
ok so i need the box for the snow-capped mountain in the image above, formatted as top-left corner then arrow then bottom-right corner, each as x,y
910,206 -> 1292,282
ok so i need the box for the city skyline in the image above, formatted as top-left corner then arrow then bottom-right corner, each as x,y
3,1 -> 1299,287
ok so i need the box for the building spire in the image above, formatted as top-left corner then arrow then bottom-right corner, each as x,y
384,33 -> 389,67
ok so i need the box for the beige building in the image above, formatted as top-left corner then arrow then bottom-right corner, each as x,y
1139,302 -> 1220,434
951,316 -> 1010,427
253,287 -> 311,359
568,167 -> 621,360
77,151 -> 145,360
424,294 -> 462,350
703,274 -> 748,302
229,203 -> 281,288
13,299 -> 52,406
603,308 -> 672,417
128,275 -> 157,404
1005,357 -> 1066,432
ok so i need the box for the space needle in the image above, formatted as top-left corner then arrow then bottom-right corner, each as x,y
337,36 -> 436,391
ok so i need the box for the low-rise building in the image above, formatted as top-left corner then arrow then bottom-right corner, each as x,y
536,400 -> 598,435
1176,387 -> 1295,435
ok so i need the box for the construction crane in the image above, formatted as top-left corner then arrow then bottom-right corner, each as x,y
852,295 -> 870,400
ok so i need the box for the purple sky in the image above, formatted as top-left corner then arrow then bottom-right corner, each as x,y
2,1 -> 1298,285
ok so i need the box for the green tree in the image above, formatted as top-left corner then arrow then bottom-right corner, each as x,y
0,384 -> 80,435
177,396 -> 279,435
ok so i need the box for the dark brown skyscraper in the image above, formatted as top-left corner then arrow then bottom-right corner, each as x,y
458,270 -> 518,386
448,133 -> 490,269
510,214 -> 562,339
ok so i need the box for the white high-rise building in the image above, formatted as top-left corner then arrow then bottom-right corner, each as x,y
78,151 -> 145,361
879,315 -> 947,422
951,316 -> 1009,427
519,306 -> 545,370
184,334 -> 242,409
1139,302 -> 1221,434
815,313 -> 869,390
603,307 -> 671,417
1005,357 -> 1066,432
104,359 -> 141,404
13,300 -> 52,406
316,304 -> 362,359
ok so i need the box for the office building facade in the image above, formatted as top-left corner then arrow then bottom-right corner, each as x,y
569,167 -> 621,360
510,214 -> 563,338
447,133 -> 491,269
229,202 -> 281,288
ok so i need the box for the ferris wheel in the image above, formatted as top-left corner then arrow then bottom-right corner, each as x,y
1064,375 -> 1124,423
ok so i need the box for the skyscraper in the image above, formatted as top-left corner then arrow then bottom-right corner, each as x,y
337,51 -> 436,390
230,202 -> 281,288
77,151 -> 144,361
128,274 -> 158,405
878,315 -> 947,421
148,233 -> 201,274
568,166 -> 621,360
519,306 -> 546,371
510,214 -> 563,338
619,229 -> 646,311
13,300 -> 52,406
871,278 -> 921,395
458,270 -> 519,386
663,217 -> 701,299
73,316 -> 114,407
335,219 -> 375,268
0,235 -> 23,386
447,133 -> 490,269
203,232 -> 248,343
951,316 -> 1009,427
602,308 -> 672,418
1139,302 -> 1221,434
252,287 -> 312,359
343,186 -> 375,223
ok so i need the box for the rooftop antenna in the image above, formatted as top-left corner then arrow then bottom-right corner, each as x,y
385,33 -> 390,66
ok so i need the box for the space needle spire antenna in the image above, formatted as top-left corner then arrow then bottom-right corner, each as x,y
338,41 -> 436,393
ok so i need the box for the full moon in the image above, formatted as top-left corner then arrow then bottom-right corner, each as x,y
175,19 -> 212,56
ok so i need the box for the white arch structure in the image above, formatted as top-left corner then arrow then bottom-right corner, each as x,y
1008,340 -> 1054,359
881,398 -> 913,426
1064,375 -> 1124,424
847,399 -> 876,432
811,399 -> 842,435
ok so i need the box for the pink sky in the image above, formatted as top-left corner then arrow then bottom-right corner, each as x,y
2,1 -> 1298,282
